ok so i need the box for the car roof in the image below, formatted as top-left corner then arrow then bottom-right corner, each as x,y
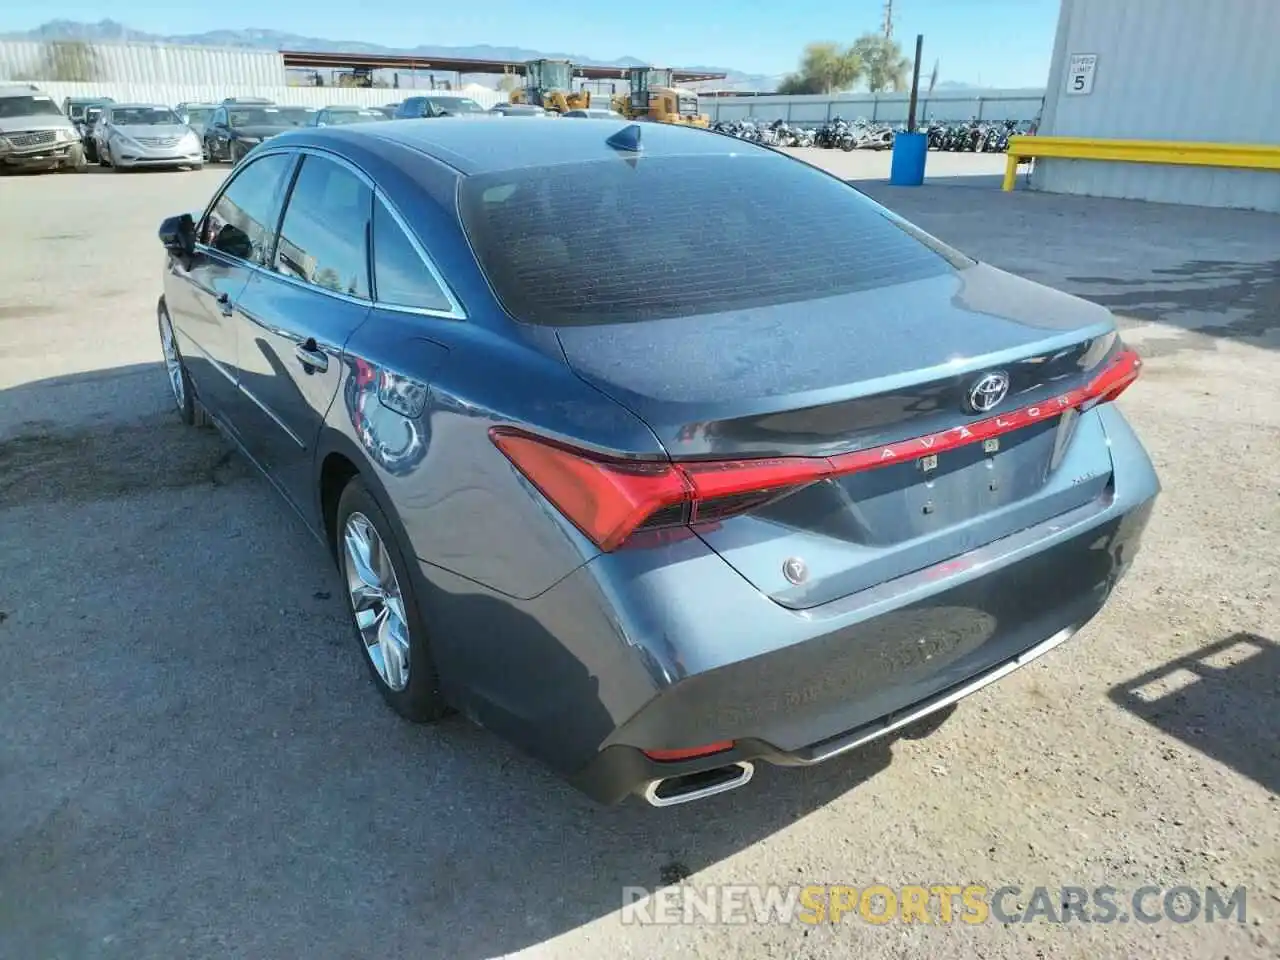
324,104 -> 378,111
328,116 -> 767,175
107,103 -> 173,111
0,85 -> 48,98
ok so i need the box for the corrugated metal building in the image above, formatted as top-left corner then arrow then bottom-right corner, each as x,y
1034,0 -> 1280,211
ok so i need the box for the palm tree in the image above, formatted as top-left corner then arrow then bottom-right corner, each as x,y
851,34 -> 912,93
779,42 -> 864,95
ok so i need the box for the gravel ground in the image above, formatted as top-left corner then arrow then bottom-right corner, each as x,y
0,155 -> 1276,960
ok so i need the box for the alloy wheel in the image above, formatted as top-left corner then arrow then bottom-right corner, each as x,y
159,310 -> 186,411
342,512 -> 411,692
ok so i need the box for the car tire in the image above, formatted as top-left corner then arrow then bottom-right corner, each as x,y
336,477 -> 448,723
188,163 -> 204,172
61,143 -> 88,173
157,298 -> 199,427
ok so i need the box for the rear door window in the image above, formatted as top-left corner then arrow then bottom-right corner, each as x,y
273,154 -> 373,298
458,152 -> 971,326
371,197 -> 455,313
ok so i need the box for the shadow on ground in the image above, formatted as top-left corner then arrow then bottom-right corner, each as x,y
1108,632 -> 1280,795
0,364 -> 912,959
1065,259 -> 1280,342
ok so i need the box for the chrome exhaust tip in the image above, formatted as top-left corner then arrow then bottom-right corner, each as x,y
642,761 -> 754,807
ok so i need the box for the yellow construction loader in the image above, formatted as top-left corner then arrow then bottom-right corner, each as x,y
610,67 -> 709,127
509,59 -> 591,113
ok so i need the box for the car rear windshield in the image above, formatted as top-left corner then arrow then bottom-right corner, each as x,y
229,106 -> 314,127
431,98 -> 484,114
326,110 -> 387,124
0,95 -> 63,120
458,153 -> 969,326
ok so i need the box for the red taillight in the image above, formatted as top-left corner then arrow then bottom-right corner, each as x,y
1085,346 -> 1142,404
490,430 -> 828,551
491,347 -> 1141,552
488,431 -> 691,552
644,741 -> 735,762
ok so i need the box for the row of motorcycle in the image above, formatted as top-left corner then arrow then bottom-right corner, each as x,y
709,116 -> 1037,153
925,119 -> 1037,153
709,118 -> 891,150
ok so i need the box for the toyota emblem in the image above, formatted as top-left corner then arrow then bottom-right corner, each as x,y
967,371 -> 1010,414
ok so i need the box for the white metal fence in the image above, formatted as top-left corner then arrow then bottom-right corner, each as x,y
21,81 -> 508,110
0,39 -> 286,88
699,89 -> 1046,126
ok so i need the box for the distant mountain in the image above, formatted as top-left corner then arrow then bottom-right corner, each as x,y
5,19 -> 778,90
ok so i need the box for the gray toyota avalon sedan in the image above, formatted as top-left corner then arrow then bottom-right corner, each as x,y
155,118 -> 1159,806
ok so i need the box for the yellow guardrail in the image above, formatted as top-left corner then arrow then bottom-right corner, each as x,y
1002,136 -> 1280,191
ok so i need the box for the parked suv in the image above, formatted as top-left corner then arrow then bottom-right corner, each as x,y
0,85 -> 86,173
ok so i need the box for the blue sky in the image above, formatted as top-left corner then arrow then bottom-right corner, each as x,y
1,0 -> 1061,87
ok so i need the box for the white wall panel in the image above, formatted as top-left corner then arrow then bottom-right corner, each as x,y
700,89 -> 1046,126
10,81 -> 506,110
1034,0 -> 1280,211
0,40 -> 286,87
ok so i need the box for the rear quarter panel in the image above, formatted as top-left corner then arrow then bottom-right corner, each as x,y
330,313 -> 663,601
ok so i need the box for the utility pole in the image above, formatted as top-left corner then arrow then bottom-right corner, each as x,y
882,0 -> 894,39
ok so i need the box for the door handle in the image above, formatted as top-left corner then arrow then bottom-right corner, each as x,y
215,292 -> 233,317
294,339 -> 329,373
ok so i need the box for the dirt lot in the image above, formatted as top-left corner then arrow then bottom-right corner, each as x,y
0,154 -> 1276,960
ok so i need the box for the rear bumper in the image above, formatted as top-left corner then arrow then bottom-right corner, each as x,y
422,405 -> 1160,805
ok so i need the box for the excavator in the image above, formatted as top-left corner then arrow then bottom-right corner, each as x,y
509,59 -> 591,113
611,67 -> 709,127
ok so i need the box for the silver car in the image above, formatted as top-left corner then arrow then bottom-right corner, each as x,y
95,103 -> 203,171
562,108 -> 626,119
0,84 -> 85,173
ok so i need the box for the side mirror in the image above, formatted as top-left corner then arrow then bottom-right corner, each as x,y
158,213 -> 196,258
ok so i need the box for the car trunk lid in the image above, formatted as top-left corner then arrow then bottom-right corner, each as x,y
555,264 -> 1125,609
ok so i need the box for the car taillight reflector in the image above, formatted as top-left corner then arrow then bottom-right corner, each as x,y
491,348 -> 1141,552
644,741 -> 735,762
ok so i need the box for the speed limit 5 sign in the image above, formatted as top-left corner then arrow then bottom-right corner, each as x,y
1066,54 -> 1098,95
